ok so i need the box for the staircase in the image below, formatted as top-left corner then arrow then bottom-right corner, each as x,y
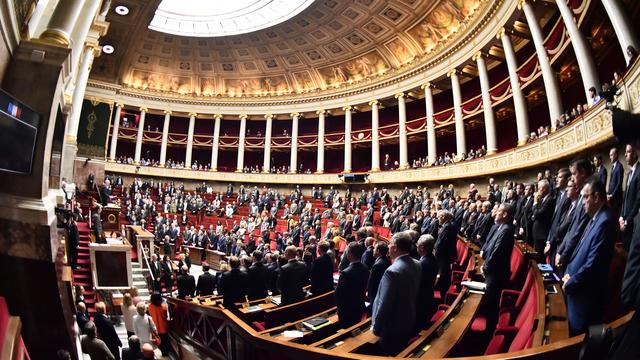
72,221 -> 96,316
131,263 -> 151,303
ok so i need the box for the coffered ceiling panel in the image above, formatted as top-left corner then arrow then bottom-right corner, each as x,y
92,0 -> 488,98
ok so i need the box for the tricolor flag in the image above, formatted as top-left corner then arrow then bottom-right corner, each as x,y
7,102 -> 21,118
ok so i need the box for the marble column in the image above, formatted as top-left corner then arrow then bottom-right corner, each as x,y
134,107 -> 147,164
185,112 -> 196,168
421,84 -> 437,165
521,0 -> 563,128
316,110 -> 326,174
601,0 -> 640,65
556,0 -> 601,99
263,114 -> 273,173
370,100 -> 380,171
210,114 -> 221,171
396,93 -> 409,169
39,0 -> 86,47
290,113 -> 300,173
500,29 -> 530,145
60,45 -> 96,179
449,71 -> 467,156
474,53 -> 498,153
69,0 -> 101,73
159,110 -> 171,166
108,103 -> 122,161
343,106 -> 353,173
236,114 -> 247,172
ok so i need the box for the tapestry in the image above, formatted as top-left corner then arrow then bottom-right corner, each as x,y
77,99 -> 112,158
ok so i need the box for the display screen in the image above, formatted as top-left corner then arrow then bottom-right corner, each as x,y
0,89 -> 39,174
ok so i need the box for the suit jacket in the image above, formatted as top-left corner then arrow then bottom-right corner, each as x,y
247,262 -> 270,300
416,254 -> 438,327
372,254 -> 422,339
220,268 -> 249,309
548,192 -> 571,244
435,221 -> 457,264
94,313 -> 122,350
473,213 -> 494,246
622,164 -> 640,228
367,256 -> 391,303
177,273 -> 196,299
557,195 -> 590,267
309,254 -> 334,295
361,246 -> 375,269
277,260 -> 308,305
196,271 -> 217,296
531,195 -> 556,254
608,160 -> 624,206
336,262 -> 370,327
482,223 -> 515,282
564,207 -> 616,334
595,165 -> 608,187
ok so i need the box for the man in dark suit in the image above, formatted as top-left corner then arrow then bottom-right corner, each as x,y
530,179 -> 555,258
309,241 -> 334,296
247,250 -> 269,300
176,265 -> 196,299
472,201 -> 494,247
434,210 -> 457,300
94,302 -> 122,359
563,177 -> 615,335
67,216 -> 80,269
219,256 -> 249,309
76,302 -> 90,334
277,246 -> 308,305
593,153 -> 608,185
149,253 -> 161,292
196,263 -> 216,296
367,241 -> 390,309
335,242 -> 370,328
415,234 -> 438,331
372,231 -> 422,355
545,176 -> 575,266
556,158 -> 594,273
620,144 -> 640,250
608,147 -> 624,211
481,203 -> 515,333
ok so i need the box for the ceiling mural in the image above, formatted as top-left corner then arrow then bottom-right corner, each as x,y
91,0 -> 487,98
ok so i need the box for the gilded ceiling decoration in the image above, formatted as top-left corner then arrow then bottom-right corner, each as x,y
91,0 -> 489,98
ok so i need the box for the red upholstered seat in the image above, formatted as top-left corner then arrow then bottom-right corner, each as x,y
252,321 -> 266,331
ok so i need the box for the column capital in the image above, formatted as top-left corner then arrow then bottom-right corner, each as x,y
368,100 -> 379,107
447,69 -> 460,78
264,114 -> 274,120
213,114 -> 223,120
394,93 -> 405,99
290,112 -> 300,118
420,82 -> 435,90
188,112 -> 198,118
517,0 -> 529,10
163,109 -> 172,115
115,103 -> 124,108
316,109 -> 326,115
342,106 -> 352,112
239,114 -> 248,120
472,52 -> 487,62
139,107 -> 148,113
496,27 -> 507,39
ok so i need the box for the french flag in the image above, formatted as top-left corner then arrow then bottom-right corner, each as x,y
7,102 -> 21,118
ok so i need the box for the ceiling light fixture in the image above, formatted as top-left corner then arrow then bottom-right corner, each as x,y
115,6 -> 129,16
102,45 -> 115,54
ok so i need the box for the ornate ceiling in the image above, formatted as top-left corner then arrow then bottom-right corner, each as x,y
91,0 -> 490,99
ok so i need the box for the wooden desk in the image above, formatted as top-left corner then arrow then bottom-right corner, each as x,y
262,307 -> 339,345
186,246 -> 203,265
205,250 -> 226,270
311,318 -> 374,352
418,293 -> 482,358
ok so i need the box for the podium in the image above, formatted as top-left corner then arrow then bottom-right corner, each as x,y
101,204 -> 121,232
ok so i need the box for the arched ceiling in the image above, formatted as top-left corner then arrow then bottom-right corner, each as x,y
91,0 -> 491,99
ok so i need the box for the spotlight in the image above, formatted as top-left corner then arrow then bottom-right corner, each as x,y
115,5 -> 129,15
102,45 -> 114,54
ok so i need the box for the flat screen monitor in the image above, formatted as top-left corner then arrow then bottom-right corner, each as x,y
0,89 -> 39,174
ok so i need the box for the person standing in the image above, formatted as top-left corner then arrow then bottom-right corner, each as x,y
372,232 -> 422,355
620,144 -> 640,250
415,234 -> 438,331
132,303 -> 157,345
309,241 -> 334,296
81,321 -> 115,360
277,246 -> 308,305
176,265 -> 196,300
608,147 -> 624,212
219,256 -> 249,309
147,292 -> 169,356
121,293 -> 136,338
247,250 -> 269,300
67,215 -> 80,269
563,178 -> 616,336
530,180 -> 555,258
335,242 -> 369,328
367,241 -> 390,310
93,302 -> 122,360
196,263 -> 217,297
434,210 -> 457,300
480,203 -> 515,333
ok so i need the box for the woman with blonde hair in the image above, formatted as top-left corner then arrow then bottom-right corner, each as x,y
121,293 -> 136,337
133,302 -> 156,345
